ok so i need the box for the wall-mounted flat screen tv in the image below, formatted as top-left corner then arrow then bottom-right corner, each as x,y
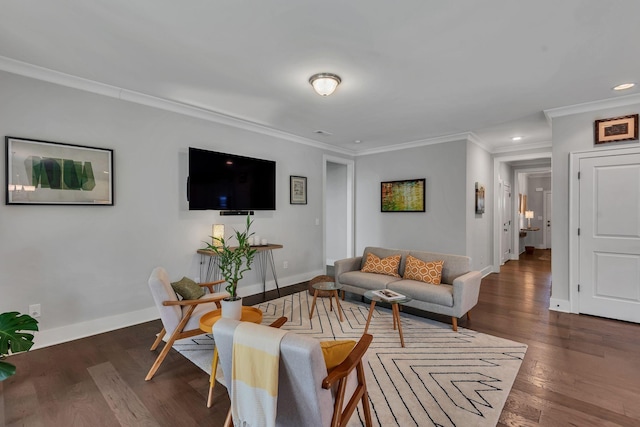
188,147 -> 276,211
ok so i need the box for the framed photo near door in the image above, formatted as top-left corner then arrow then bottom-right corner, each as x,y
594,114 -> 638,145
290,175 -> 307,204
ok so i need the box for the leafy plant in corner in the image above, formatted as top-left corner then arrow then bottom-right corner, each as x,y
0,311 -> 39,381
203,216 -> 257,301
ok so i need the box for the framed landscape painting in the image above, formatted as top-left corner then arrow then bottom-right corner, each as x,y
5,137 -> 114,205
381,178 -> 425,212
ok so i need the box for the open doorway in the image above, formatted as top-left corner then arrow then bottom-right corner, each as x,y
492,152 -> 551,273
323,155 -> 355,273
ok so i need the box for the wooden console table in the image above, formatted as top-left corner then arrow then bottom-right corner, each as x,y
197,244 -> 283,297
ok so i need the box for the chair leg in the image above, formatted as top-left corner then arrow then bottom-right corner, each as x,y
358,362 -> 373,427
224,408 -> 232,427
150,327 -> 166,351
451,317 -> 458,332
146,306 -> 195,381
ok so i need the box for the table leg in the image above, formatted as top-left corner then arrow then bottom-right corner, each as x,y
363,300 -> 376,334
309,290 -> 319,319
266,250 -> 281,297
392,304 -> 397,330
207,347 -> 219,407
333,291 -> 344,322
329,292 -> 333,311
255,252 -> 268,298
393,304 -> 405,348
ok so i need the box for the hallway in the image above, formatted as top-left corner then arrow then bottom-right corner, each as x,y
475,249 -> 640,426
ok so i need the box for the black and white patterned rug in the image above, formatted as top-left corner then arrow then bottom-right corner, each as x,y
175,291 -> 526,427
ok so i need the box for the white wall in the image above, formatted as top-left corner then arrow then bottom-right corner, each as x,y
466,141 -> 493,272
0,71 -> 342,346
551,100 -> 640,304
325,162 -> 348,264
354,140 -> 468,255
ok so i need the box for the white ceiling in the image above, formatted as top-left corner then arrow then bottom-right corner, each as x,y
1,1 -> 640,154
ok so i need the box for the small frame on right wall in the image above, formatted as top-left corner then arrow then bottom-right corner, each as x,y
594,114 -> 638,145
475,182 -> 485,214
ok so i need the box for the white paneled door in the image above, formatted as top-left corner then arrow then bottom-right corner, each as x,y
579,153 -> 640,323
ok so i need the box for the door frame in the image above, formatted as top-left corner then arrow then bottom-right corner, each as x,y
501,181 -> 512,264
569,145 -> 640,314
323,155 -> 355,268
492,152 -> 552,273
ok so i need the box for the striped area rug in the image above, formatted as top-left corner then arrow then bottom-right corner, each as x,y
175,291 -> 526,427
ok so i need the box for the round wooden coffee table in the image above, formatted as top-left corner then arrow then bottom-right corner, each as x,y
199,306 -> 263,407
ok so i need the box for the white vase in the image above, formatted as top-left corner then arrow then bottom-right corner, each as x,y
221,297 -> 242,320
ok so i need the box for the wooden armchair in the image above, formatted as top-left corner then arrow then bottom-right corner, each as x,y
145,267 -> 227,381
214,318 -> 373,427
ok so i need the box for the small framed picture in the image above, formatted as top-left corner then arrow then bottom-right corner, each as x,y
6,136 -> 114,205
290,175 -> 307,205
475,182 -> 485,214
594,114 -> 638,145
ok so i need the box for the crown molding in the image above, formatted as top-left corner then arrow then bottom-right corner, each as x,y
0,55 -> 356,157
490,139 -> 552,154
544,93 -> 640,122
355,132 -> 479,156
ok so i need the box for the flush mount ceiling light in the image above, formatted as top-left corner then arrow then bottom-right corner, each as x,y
309,73 -> 341,96
613,82 -> 635,91
512,136 -> 523,142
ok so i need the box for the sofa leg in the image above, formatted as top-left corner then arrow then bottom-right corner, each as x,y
451,317 -> 458,332
466,310 -> 471,321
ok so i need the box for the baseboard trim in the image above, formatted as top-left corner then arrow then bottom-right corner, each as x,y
30,271 -> 323,350
31,306 -> 159,350
549,298 -> 571,313
480,266 -> 493,278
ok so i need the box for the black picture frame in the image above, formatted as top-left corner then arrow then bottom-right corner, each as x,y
290,175 -> 307,205
381,178 -> 425,212
5,136 -> 114,205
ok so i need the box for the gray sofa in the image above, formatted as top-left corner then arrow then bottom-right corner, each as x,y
334,246 -> 482,331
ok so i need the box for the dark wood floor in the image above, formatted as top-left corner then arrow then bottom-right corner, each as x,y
2,249 -> 639,426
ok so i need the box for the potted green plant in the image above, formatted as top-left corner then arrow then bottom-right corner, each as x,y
203,216 -> 257,319
0,311 -> 39,381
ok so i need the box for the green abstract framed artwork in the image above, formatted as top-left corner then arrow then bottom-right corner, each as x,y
5,137 -> 114,205
381,178 -> 425,212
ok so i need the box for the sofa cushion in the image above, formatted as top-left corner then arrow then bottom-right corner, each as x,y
362,247 -> 411,275
387,280 -> 454,307
361,253 -> 401,278
403,256 -> 443,285
407,250 -> 470,284
339,270 -> 402,291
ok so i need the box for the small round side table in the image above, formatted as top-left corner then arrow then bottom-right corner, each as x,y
309,281 -> 344,322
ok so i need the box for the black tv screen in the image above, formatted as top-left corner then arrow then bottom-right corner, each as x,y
188,148 -> 276,211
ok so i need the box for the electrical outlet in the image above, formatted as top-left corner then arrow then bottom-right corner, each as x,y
29,304 -> 41,318
283,261 -> 289,269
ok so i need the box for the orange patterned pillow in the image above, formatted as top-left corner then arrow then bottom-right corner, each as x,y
361,253 -> 401,278
403,256 -> 444,284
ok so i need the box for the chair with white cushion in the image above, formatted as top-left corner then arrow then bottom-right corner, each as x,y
145,266 -> 227,381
